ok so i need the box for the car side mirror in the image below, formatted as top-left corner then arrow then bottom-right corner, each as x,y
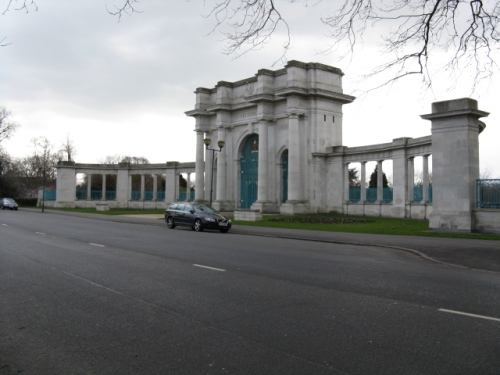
190,210 -> 195,214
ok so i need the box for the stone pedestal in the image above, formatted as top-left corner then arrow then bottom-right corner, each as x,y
421,98 -> 488,232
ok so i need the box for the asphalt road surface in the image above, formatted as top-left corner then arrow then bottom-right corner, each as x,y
1,210 -> 499,374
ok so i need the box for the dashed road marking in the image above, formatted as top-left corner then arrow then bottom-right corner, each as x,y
89,243 -> 106,248
193,264 -> 226,272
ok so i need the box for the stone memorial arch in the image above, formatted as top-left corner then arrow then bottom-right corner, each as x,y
186,60 -> 355,214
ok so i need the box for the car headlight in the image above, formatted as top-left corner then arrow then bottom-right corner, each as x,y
205,217 -> 216,222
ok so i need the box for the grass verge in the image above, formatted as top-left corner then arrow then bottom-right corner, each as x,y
45,208 -> 500,240
232,214 -> 500,240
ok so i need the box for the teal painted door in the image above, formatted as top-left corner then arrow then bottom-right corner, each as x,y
240,135 -> 259,209
281,150 -> 288,203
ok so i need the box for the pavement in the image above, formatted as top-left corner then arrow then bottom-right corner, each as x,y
32,210 -> 500,274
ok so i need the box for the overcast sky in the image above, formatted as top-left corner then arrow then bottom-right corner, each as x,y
1,0 -> 499,178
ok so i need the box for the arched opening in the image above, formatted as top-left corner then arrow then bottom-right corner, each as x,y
240,134 -> 259,209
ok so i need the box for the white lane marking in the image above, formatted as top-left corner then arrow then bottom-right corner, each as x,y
193,264 -> 226,272
439,308 -> 500,322
35,232 -> 46,235
89,243 -> 106,248
2,224 -> 8,226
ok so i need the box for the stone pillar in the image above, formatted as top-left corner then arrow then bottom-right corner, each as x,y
153,174 -> 158,201
407,157 -> 415,202
344,163 -> 350,202
140,174 -> 145,201
421,98 -> 488,232
214,128 -> 228,210
194,131 -> 205,202
360,161 -> 367,203
422,155 -> 430,203
116,164 -> 130,208
87,174 -> 92,200
165,165 -> 178,203
186,173 -> 191,201
288,114 -> 301,201
280,113 -> 307,214
101,174 -> 106,201
55,161 -> 76,208
252,120 -> 274,212
377,160 -> 383,203
128,175 -> 133,200
391,138 -> 411,217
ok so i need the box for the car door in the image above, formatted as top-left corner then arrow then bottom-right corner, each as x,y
172,203 -> 187,225
182,204 -> 196,226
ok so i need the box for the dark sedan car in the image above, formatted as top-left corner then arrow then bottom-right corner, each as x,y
0,198 -> 19,210
165,203 -> 231,233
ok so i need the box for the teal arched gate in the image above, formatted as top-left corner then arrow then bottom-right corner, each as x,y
281,149 -> 288,203
240,134 -> 259,209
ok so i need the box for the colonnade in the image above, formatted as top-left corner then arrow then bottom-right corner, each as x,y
82,172 -> 194,201
343,154 -> 431,204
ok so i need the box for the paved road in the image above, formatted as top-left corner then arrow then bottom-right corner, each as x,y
1,210 -> 499,374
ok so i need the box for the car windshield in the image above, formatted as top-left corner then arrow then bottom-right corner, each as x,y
4,198 -> 15,203
192,204 -> 218,214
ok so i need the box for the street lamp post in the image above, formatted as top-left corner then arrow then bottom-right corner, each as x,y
203,138 -> 225,207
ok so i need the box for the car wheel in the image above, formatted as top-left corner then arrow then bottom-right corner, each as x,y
166,216 -> 175,229
193,219 -> 203,232
219,228 -> 229,233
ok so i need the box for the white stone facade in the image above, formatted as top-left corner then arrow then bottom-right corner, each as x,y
50,61 -> 499,233
185,60 -> 355,214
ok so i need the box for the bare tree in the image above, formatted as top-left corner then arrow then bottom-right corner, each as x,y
5,1 -> 499,90
99,154 -> 150,164
195,0 -> 500,90
59,134 -> 77,162
0,107 -> 20,144
2,0 -> 38,14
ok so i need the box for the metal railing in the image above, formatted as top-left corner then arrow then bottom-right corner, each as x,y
412,186 -> 433,203
349,187 -> 433,203
476,179 -> 500,208
349,188 -> 393,203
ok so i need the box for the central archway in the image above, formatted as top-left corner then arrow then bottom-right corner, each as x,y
240,134 -> 259,209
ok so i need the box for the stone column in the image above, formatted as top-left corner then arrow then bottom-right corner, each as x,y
165,166 -> 178,203
140,174 -> 145,201
344,163 -> 350,202
288,114 -> 301,202
128,175 -> 132,200
421,98 -> 488,232
377,160 -> 383,203
101,174 -> 106,201
87,174 -> 92,200
186,173 -> 191,201
215,128 -> 227,209
422,155 -> 430,203
360,161 -> 367,203
194,131 -> 205,202
252,120 -> 274,212
280,113 -> 307,214
407,157 -> 415,202
153,174 -> 158,201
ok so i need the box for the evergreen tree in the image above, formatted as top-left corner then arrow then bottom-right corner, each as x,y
368,166 -> 389,188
